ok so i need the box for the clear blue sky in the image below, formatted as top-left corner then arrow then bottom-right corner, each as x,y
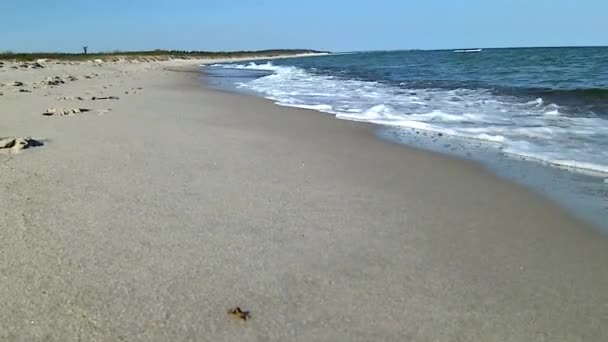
1,0 -> 606,53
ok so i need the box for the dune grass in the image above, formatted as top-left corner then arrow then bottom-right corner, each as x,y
0,49 -> 325,62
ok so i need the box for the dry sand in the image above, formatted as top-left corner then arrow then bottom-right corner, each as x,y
1,57 -> 607,341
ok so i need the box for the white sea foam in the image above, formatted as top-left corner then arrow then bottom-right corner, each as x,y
503,142 -> 608,176
277,103 -> 334,111
209,62 -> 608,176
454,49 -> 483,53
215,61 -> 286,71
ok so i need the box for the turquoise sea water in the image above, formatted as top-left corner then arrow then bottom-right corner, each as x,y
205,48 -> 608,232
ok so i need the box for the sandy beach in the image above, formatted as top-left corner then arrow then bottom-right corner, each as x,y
1,57 -> 608,341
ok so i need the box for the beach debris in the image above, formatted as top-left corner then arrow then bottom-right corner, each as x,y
228,307 -> 251,321
12,81 -> 24,87
43,107 -> 91,116
0,137 -> 40,153
94,59 -> 104,64
65,75 -> 78,82
18,89 -> 31,93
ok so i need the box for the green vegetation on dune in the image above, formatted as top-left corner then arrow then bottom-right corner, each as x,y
0,49 -> 326,62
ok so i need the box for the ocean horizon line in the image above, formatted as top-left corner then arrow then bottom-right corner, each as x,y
332,45 -> 608,54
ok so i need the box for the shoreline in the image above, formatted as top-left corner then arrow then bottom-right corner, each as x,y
1,59 -> 608,340
202,59 -> 608,234
206,72 -> 607,233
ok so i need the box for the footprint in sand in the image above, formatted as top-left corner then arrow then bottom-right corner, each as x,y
82,73 -> 100,80
39,76 -> 65,88
57,96 -> 85,101
91,96 -> 120,101
43,108 -> 112,117
56,95 -> 119,101
0,137 -> 43,154
125,87 -> 143,95
96,109 -> 113,115
43,108 -> 91,116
